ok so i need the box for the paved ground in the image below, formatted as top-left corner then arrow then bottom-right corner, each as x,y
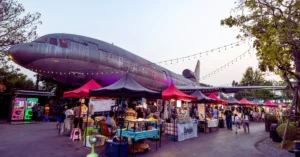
257,138 -> 293,157
0,122 -> 290,157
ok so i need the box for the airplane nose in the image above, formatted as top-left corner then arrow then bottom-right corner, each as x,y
8,43 -> 36,66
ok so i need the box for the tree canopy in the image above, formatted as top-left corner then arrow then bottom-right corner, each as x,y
221,0 -> 300,92
234,67 -> 274,100
0,0 -> 41,92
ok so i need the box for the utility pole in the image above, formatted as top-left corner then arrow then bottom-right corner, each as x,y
36,74 -> 39,90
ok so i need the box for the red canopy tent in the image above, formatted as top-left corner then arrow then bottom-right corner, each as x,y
63,79 -> 102,98
208,93 -> 228,104
162,84 -> 197,101
264,100 -> 278,108
239,98 -> 257,106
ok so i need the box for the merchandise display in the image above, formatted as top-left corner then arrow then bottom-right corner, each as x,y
24,98 -> 38,120
11,97 -> 26,120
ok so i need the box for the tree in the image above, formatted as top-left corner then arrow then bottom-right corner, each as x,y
0,0 -> 41,92
221,0 -> 300,148
0,0 -> 41,65
0,64 -> 35,92
234,67 -> 274,100
221,0 -> 299,99
37,75 -> 75,99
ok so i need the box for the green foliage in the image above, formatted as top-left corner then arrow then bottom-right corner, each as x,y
0,0 -> 41,65
0,0 -> 41,92
234,67 -> 274,100
277,122 -> 299,140
0,65 -> 35,92
221,0 -> 300,91
265,113 -> 278,121
37,75 -> 75,98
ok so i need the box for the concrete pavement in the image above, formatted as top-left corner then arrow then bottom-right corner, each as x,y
0,122 -> 277,157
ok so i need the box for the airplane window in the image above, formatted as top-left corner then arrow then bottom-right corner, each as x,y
34,37 -> 48,43
49,38 -> 58,46
59,39 -> 68,48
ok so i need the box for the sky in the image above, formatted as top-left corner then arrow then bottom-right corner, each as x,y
15,0 -> 280,86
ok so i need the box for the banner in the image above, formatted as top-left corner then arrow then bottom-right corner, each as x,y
177,123 -> 197,141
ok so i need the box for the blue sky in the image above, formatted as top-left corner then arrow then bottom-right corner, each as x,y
15,0 -> 280,86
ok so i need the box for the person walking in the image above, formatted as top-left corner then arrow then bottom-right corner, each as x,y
213,106 -> 218,119
224,107 -> 232,130
243,112 -> 250,133
234,114 -> 241,134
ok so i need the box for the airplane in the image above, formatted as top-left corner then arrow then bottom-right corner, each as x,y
8,33 -> 286,93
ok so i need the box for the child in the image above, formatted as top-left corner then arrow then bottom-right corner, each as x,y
234,114 -> 241,134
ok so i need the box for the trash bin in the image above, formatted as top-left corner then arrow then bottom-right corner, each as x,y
270,123 -> 282,143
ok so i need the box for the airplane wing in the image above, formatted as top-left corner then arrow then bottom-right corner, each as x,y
177,86 -> 287,93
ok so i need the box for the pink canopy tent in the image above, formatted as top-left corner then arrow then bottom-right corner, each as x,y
208,93 -> 228,104
239,98 -> 256,106
264,100 -> 278,108
63,79 -> 102,98
279,102 -> 287,108
162,84 -> 197,101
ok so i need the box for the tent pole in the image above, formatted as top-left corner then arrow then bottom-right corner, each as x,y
118,97 -> 124,157
84,97 -> 90,147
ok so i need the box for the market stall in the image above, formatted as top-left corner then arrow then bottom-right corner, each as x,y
90,74 -> 162,155
197,93 -> 227,133
10,90 -> 54,124
162,84 -> 197,141
63,79 -> 102,98
61,79 -> 102,136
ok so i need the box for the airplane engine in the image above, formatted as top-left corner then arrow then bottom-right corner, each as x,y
182,69 -> 197,82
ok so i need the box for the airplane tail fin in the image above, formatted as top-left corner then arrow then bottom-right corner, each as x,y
194,60 -> 200,83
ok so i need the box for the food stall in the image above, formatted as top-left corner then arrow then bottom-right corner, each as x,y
162,84 -> 198,141
89,74 -> 162,155
196,93 -> 227,133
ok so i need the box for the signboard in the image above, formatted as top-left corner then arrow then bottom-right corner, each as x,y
177,123 -> 198,141
89,99 -> 115,114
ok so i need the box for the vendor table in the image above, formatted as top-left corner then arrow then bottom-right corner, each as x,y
198,119 -> 219,133
116,119 -> 161,157
165,122 -> 198,141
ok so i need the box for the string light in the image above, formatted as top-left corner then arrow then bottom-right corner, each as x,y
200,49 -> 251,81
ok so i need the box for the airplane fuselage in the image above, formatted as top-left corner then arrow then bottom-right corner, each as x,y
8,33 -> 198,90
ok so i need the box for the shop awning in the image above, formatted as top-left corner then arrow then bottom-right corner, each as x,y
63,79 -> 102,98
239,98 -> 257,106
226,97 -> 241,105
278,102 -> 287,108
264,100 -> 278,108
208,93 -> 228,104
251,99 -> 266,106
162,84 -> 197,101
14,90 -> 54,97
190,90 -> 216,103
90,74 -> 161,99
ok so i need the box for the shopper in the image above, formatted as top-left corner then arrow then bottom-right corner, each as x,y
224,107 -> 232,130
106,111 -> 117,134
73,102 -> 83,129
213,106 -> 218,119
234,114 -> 241,134
243,112 -> 250,133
